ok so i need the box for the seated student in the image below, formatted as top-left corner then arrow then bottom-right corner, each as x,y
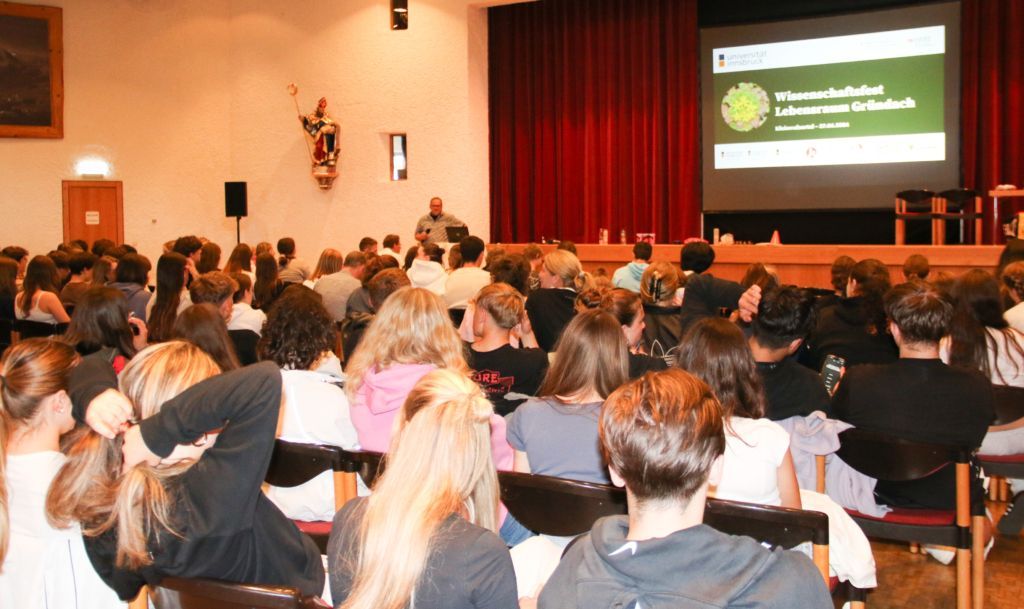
611,242 -> 651,293
943,269 -> 1024,388
444,236 -> 491,309
525,250 -> 591,352
0,339 -> 124,609
638,261 -> 683,362
109,253 -> 151,322
64,286 -> 148,369
253,252 -> 286,311
459,253 -> 538,347
345,254 -> 399,316
406,242 -> 448,296
599,288 -> 667,378
226,272 -> 267,335
1003,261 -> 1024,333
189,271 -> 258,365
678,318 -> 802,509
676,242 -> 746,335
538,368 -> 831,609
276,237 -> 312,284
172,303 -> 242,372
60,251 -> 97,308
259,288 -> 359,521
58,342 -> 325,600
467,283 -> 548,416
15,255 -> 71,325
903,254 -> 930,281
146,253 -> 191,342
340,267 -> 410,362
804,258 -> 897,370
328,369 -> 516,609
749,286 -> 832,420
304,248 -> 344,289
832,281 -> 994,510
315,250 -> 366,322
507,309 -> 629,484
223,242 -> 254,280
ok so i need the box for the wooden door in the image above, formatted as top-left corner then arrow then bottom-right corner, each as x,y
62,181 -> 123,245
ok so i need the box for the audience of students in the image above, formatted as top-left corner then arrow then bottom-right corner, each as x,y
6,232 -> 1021,607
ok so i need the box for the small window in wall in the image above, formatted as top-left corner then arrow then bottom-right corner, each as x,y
391,134 -> 408,180
392,0 -> 408,30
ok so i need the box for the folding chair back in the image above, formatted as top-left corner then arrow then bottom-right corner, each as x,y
498,471 -> 627,536
835,428 -> 981,609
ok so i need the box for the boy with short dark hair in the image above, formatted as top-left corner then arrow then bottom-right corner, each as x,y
540,368 -> 831,609
749,286 -> 832,419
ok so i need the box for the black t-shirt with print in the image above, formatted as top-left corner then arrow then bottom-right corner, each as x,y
468,344 -> 549,416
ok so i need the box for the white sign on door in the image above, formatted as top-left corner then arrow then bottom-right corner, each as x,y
85,211 -> 100,225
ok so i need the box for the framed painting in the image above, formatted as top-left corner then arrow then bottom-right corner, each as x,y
0,2 -> 63,138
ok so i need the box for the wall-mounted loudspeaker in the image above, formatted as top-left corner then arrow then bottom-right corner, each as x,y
225,182 -> 248,218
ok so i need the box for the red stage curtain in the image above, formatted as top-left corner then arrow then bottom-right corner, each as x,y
488,0 -> 700,244
962,0 -> 1024,243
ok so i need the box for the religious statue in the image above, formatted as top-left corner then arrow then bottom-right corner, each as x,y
302,97 -> 338,167
288,83 -> 339,189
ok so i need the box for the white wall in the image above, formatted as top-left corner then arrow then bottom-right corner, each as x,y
0,0 -> 499,264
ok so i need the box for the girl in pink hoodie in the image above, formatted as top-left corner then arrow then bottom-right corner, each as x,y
345,287 -> 514,471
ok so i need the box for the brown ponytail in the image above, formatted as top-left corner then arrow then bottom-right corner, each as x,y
0,339 -> 78,570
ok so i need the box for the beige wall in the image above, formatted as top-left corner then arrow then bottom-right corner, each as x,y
0,0 -> 498,264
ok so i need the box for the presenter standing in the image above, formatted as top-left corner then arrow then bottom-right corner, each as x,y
414,197 -> 466,246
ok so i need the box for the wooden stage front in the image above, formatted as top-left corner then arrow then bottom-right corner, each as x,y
497,243 -> 1004,290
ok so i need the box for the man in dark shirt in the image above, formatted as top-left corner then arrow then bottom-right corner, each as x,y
467,283 -> 548,415
749,286 -> 832,420
677,241 -> 757,335
832,281 -> 994,510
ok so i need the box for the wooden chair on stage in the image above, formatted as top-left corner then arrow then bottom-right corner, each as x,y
894,189 -> 938,245
836,429 -> 985,609
149,577 -> 328,609
934,189 -> 984,245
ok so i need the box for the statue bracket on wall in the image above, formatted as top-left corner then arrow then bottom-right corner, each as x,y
288,83 -> 339,190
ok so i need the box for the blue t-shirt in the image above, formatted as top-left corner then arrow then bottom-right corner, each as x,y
506,398 -> 609,483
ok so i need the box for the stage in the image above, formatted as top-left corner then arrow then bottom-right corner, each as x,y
498,243 -> 1004,289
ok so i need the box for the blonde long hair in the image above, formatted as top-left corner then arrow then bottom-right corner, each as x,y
0,339 -> 78,570
46,341 -> 219,569
341,369 -> 498,609
542,250 -> 592,292
345,287 -> 467,397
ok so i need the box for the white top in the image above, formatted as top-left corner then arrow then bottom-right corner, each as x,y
264,355 -> 361,521
940,327 -> 1024,387
1006,302 -> 1024,334
380,248 -> 403,264
228,301 -> 267,335
407,259 -> 448,296
14,292 -> 59,323
0,451 -> 125,609
714,416 -> 791,507
443,266 -> 490,309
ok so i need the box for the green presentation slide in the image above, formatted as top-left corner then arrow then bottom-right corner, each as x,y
714,54 -> 943,145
